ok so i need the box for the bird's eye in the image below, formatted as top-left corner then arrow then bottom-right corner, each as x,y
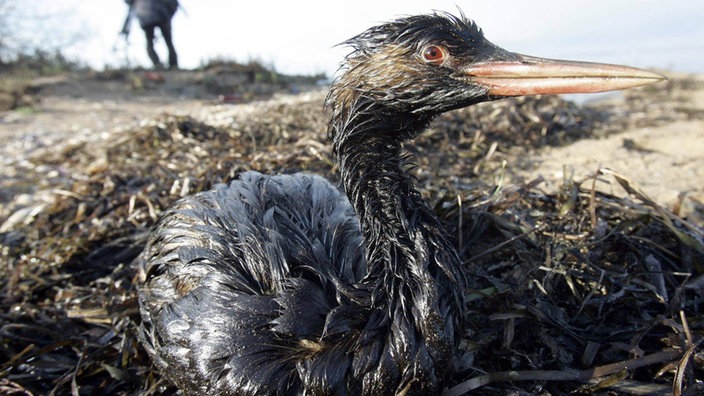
422,45 -> 446,65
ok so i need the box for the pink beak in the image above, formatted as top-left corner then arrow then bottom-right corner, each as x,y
463,53 -> 666,96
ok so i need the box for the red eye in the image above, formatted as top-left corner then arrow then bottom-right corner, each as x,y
422,45 -> 445,64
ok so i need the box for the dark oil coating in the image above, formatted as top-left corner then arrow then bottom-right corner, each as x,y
138,11 -> 519,395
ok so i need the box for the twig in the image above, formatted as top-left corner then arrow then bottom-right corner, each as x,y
466,223 -> 547,263
673,312 -> 701,396
444,348 -> 681,395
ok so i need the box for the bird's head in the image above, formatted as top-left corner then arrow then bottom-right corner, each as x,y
327,11 -> 665,140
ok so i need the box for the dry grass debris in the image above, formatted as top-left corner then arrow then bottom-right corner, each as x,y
1,76 -> 702,395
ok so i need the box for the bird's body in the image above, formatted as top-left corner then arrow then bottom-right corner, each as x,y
139,172 -> 373,393
137,12 -> 664,395
140,165 -> 461,394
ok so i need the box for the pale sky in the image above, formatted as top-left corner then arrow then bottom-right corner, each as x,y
12,1 -> 704,76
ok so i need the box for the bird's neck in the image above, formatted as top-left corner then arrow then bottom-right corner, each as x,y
331,102 -> 466,359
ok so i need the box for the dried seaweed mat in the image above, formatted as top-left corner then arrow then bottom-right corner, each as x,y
1,76 -> 702,395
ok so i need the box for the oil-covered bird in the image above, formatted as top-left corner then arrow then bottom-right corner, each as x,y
136,11 -> 664,395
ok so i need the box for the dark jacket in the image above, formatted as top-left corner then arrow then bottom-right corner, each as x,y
126,0 -> 178,28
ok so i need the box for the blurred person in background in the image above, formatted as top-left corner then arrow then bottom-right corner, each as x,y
122,0 -> 179,69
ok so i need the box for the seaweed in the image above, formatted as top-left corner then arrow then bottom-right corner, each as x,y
1,75 -> 701,395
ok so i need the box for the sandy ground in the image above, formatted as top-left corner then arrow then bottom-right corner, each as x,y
507,80 -> 704,221
1,71 -> 702,222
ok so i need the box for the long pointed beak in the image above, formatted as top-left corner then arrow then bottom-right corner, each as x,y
464,53 -> 666,96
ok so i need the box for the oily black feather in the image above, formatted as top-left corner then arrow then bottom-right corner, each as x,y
136,10 -> 519,395
328,11 -> 513,132
139,172 -> 366,394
